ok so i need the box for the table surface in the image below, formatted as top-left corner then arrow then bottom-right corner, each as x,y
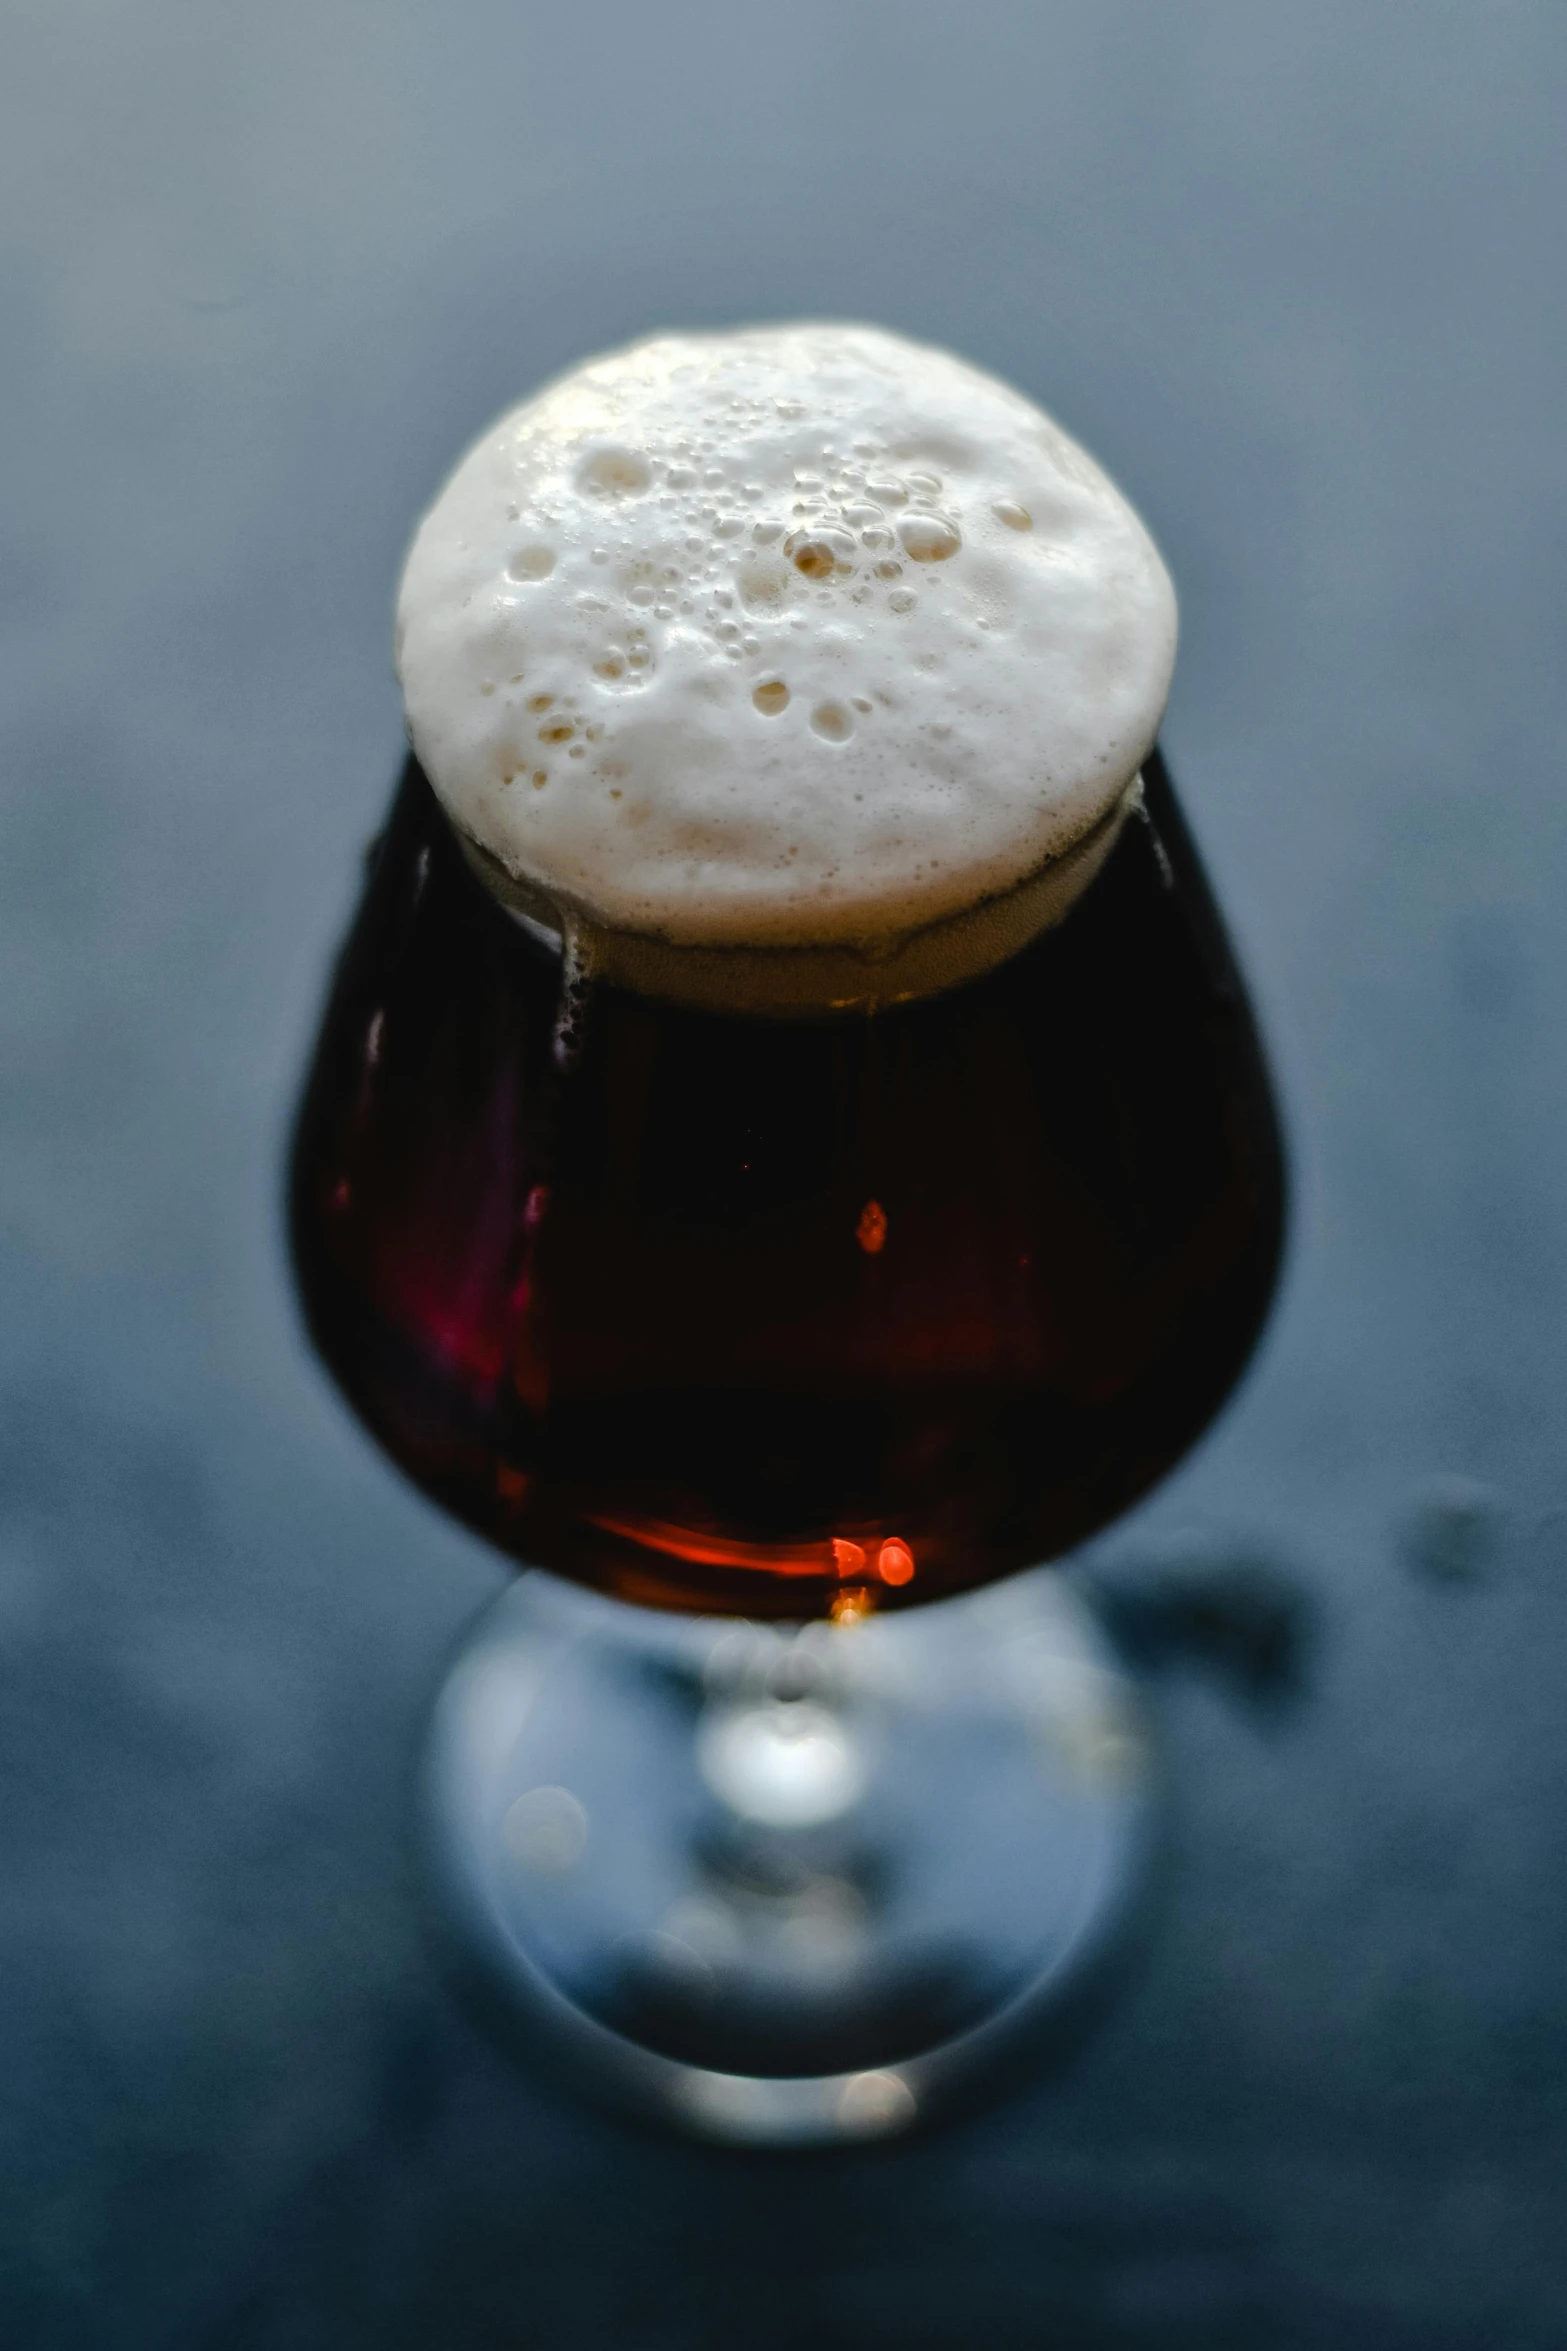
4,6 -> 1567,2344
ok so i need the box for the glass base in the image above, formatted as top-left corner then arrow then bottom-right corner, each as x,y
419,1567 -> 1156,2145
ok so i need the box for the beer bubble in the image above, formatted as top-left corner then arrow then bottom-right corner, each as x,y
898,515 -> 961,563
811,701 -> 854,742
507,544 -> 555,581
578,445 -> 652,497
993,501 -> 1032,531
752,678 -> 790,716
786,528 -> 856,579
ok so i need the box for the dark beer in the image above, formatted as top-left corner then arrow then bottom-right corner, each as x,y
289,750 -> 1284,1617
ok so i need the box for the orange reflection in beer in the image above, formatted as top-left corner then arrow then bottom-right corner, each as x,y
856,1199 -> 888,1254
877,1538 -> 915,1586
590,1513 -> 836,1577
587,1516 -> 916,1596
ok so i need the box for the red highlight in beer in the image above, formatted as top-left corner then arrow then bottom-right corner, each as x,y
589,1516 -> 832,1577
877,1538 -> 915,1587
288,756 -> 1284,1619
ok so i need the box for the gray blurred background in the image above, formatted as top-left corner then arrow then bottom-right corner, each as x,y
3,3 -> 1567,2343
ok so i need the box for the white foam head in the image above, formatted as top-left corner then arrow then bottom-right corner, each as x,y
395,322 -> 1176,1011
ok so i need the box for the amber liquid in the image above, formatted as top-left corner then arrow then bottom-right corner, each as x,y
289,751 -> 1284,1617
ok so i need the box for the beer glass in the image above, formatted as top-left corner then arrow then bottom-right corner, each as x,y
290,744 -> 1284,2140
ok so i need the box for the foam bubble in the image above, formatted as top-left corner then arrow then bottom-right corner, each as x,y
577,445 -> 652,498
897,515 -> 962,563
396,322 -> 1177,1012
